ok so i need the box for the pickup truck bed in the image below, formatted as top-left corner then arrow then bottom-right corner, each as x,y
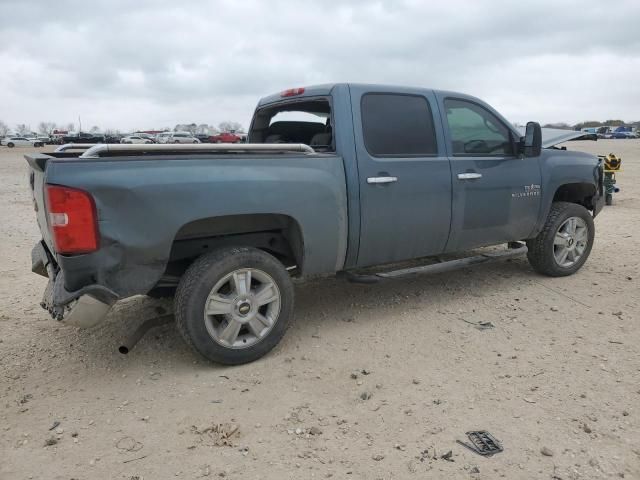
29,145 -> 347,307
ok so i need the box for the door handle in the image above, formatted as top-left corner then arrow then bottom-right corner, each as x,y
457,173 -> 482,180
367,176 -> 398,184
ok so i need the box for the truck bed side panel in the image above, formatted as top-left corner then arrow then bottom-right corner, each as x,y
43,154 -> 348,298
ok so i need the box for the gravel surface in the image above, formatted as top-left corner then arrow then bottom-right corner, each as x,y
1,141 -> 638,479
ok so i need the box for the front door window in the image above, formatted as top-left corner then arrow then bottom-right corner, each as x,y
445,99 -> 513,156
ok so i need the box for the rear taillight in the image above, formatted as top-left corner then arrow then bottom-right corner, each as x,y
45,184 -> 99,254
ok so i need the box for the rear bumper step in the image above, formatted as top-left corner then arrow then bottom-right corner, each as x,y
340,244 -> 528,284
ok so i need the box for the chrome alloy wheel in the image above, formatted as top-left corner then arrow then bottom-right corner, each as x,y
203,268 -> 281,349
553,216 -> 589,268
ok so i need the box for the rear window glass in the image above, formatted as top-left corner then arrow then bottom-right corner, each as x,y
361,93 -> 437,156
250,98 -> 333,151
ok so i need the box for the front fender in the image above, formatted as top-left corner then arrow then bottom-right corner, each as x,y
533,149 -> 601,235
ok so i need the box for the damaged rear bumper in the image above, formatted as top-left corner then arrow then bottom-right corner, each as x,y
32,241 -> 118,328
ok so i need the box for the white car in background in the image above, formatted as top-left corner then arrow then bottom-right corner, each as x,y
164,132 -> 200,144
155,132 -> 173,144
1,136 -> 45,147
120,135 -> 154,144
132,133 -> 156,142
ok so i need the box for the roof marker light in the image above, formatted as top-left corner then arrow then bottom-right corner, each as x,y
280,87 -> 305,97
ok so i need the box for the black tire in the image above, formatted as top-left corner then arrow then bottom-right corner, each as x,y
605,193 -> 613,206
526,201 -> 595,277
175,247 -> 294,365
7,142 -> 14,148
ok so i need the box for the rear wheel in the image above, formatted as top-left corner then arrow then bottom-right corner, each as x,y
175,247 -> 294,365
7,142 -> 14,148
526,202 -> 595,277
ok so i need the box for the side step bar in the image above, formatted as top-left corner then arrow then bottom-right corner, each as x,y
340,243 -> 527,284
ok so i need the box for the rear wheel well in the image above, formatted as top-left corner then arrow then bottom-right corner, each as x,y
152,214 -> 304,294
553,183 -> 597,210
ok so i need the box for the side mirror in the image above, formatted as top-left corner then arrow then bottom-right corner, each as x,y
523,121 -> 542,157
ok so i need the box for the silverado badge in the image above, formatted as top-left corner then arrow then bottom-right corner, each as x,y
512,184 -> 541,198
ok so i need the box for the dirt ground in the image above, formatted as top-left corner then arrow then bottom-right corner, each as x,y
1,140 -> 638,480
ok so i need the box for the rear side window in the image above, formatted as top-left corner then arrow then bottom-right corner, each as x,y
361,93 -> 437,156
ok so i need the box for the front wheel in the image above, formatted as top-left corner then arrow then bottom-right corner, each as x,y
605,193 -> 613,206
526,202 -> 595,277
175,247 -> 294,365
7,142 -> 14,148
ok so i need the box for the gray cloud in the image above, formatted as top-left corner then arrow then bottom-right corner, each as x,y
1,0 -> 639,130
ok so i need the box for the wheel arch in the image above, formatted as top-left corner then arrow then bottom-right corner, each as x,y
167,213 -> 305,276
552,182 -> 597,210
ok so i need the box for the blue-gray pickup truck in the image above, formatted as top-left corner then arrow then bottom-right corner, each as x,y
27,83 -> 605,364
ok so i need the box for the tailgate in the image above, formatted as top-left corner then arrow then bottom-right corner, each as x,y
25,154 -> 56,258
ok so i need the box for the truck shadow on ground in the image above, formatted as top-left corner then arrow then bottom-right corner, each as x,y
67,256 -> 536,371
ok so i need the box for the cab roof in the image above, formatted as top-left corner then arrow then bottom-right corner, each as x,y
257,83 -> 483,107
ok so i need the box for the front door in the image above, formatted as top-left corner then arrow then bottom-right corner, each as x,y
351,87 -> 452,267
439,97 -> 542,252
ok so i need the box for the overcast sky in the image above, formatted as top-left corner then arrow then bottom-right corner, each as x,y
1,0 -> 639,132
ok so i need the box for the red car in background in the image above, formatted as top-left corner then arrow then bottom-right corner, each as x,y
208,132 -> 242,143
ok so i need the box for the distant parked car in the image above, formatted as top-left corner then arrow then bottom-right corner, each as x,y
62,132 -> 106,143
155,132 -> 172,144
209,132 -> 242,143
120,135 -> 154,144
105,134 -> 123,144
165,132 -> 200,144
611,131 -> 636,139
195,134 -> 211,143
132,133 -> 156,142
1,136 -> 45,147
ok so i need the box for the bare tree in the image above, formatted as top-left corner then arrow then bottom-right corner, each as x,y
174,123 -> 198,134
38,121 -> 57,135
90,125 -> 100,133
196,124 -> 212,135
218,121 -> 243,133
65,123 -> 75,132
0,120 -> 9,137
16,124 -> 30,135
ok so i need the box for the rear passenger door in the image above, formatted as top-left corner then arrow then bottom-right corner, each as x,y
439,96 -> 542,252
351,86 -> 452,267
